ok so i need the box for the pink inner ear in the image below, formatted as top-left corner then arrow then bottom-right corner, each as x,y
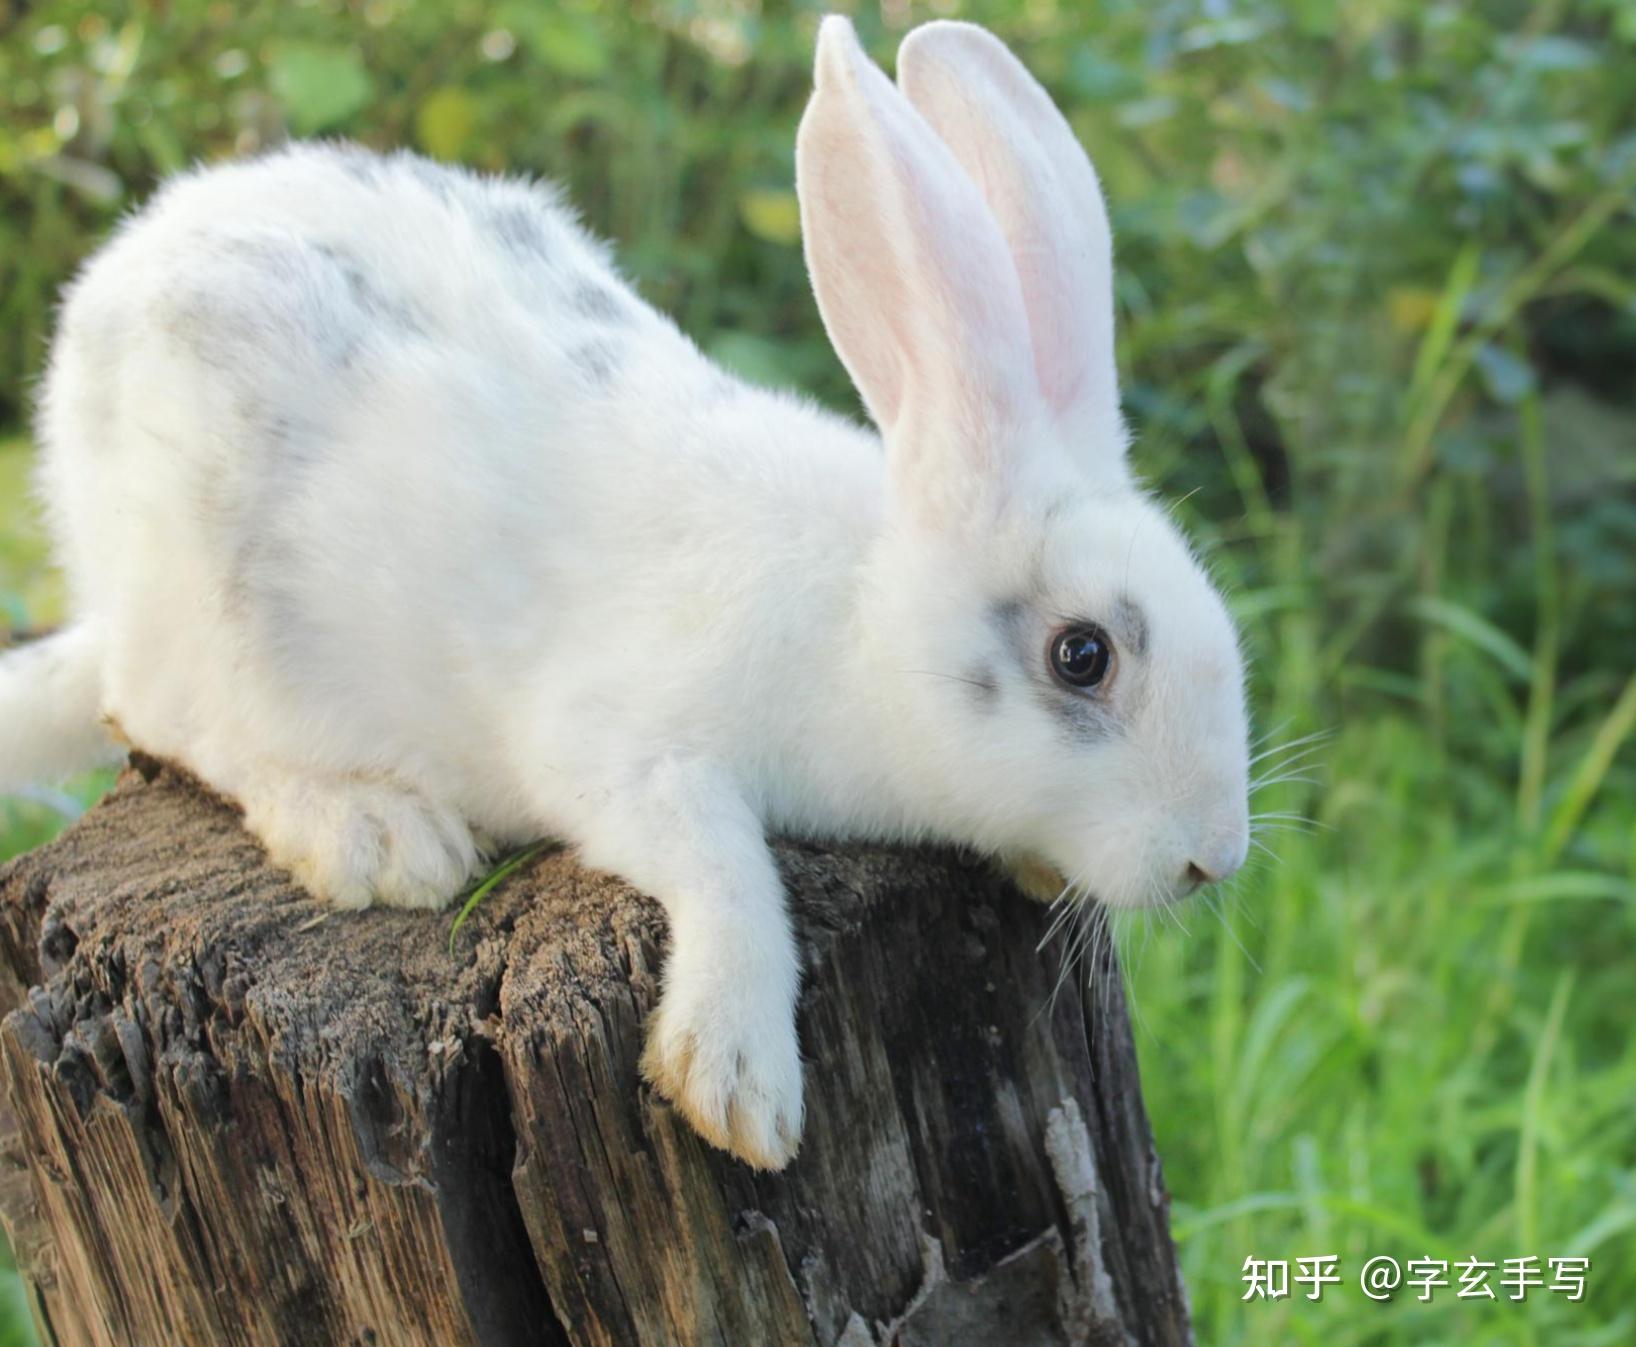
795,16 -> 1044,520
799,139 -> 912,431
897,27 -> 1122,456
1009,225 -> 1086,415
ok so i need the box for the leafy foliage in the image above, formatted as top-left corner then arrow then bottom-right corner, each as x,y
1,2 -> 1633,1343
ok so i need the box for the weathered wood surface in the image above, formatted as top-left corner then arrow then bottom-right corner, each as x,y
0,760 -> 1191,1346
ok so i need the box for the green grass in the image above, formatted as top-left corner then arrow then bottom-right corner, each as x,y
2,2 -> 1634,1344
1127,612 -> 1636,1344
447,841 -> 553,954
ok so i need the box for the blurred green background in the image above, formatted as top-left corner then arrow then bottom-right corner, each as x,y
1,1 -> 1633,1343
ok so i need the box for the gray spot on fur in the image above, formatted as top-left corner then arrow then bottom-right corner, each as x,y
144,234 -> 384,654
238,396 -> 322,473
162,235 -> 368,371
160,291 -> 258,371
570,280 -> 628,324
220,406 -> 338,656
227,530 -> 314,664
570,340 -> 621,386
487,200 -> 551,258
215,398 -> 325,623
165,235 -> 428,384
313,242 -> 425,337
161,239 -> 296,368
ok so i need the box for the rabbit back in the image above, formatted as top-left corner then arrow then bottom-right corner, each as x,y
34,146 -> 714,812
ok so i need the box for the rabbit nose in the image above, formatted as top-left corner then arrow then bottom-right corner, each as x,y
1182,840 -> 1246,892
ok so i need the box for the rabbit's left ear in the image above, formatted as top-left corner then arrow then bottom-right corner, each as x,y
796,16 -> 1045,531
898,22 -> 1128,481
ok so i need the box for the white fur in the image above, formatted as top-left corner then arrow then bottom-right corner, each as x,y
0,626 -> 120,786
0,18 -> 1249,1169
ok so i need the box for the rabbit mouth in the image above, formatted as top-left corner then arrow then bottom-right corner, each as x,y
1001,852 -> 1072,905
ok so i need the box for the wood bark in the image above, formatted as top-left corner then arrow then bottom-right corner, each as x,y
0,759 -> 1192,1346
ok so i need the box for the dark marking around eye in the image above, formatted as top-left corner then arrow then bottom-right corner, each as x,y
1033,679 -> 1118,741
1116,594 -> 1149,659
990,594 -> 1120,743
962,664 -> 1001,711
990,598 -> 1027,639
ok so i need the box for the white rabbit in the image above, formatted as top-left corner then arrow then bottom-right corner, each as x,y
0,17 -> 1249,1170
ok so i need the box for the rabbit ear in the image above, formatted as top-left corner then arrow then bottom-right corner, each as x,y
796,16 -> 1042,525
897,21 -> 1127,480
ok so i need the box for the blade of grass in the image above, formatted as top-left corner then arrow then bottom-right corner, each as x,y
1542,672 -> 1636,865
1516,390 -> 1558,833
447,841 -> 551,955
1516,971 -> 1573,1253
1404,595 -> 1534,683
1403,240 -> 1480,424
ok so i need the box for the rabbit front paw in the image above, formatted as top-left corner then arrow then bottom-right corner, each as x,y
241,772 -> 481,910
640,967 -> 804,1171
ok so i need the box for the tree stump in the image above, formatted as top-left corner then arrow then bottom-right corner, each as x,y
0,760 -> 1192,1347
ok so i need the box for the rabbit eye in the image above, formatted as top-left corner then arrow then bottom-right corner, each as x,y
1049,625 -> 1114,690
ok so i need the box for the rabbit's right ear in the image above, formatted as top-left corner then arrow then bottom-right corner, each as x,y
795,17 -> 1041,527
